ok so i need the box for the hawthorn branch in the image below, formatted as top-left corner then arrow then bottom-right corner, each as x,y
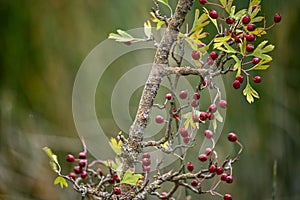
125,0 -> 194,170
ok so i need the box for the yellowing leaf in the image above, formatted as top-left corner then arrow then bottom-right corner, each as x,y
120,171 -> 143,186
104,157 -> 122,171
243,82 -> 260,103
43,147 -> 60,173
250,0 -> 261,6
213,35 -> 232,49
54,176 -> 68,188
231,55 -> 242,76
144,20 -> 152,38
191,9 -> 210,33
182,111 -> 200,130
109,136 -> 123,154
150,12 -> 165,30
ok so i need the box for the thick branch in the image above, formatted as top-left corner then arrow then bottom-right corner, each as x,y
126,0 -> 194,166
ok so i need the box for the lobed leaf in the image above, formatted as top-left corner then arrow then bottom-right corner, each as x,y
243,82 -> 260,103
109,136 -> 123,154
54,177 -> 68,188
120,171 -> 143,186
191,10 -> 210,33
144,20 -> 152,38
250,40 -> 274,61
150,12 -> 165,30
43,147 -> 60,173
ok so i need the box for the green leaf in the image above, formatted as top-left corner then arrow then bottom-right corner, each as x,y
108,29 -> 135,42
231,55 -> 242,76
144,20 -> 152,38
247,59 -> 271,71
243,82 -> 260,103
157,0 -> 173,15
225,0 -> 234,14
217,42 -> 237,54
234,9 -> 247,20
203,8 -> 219,32
219,0 -> 227,7
54,176 -> 68,188
250,0 -> 261,6
250,40 -> 274,61
120,171 -> 143,186
43,147 -> 60,173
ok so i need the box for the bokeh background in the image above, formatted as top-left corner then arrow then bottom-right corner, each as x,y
0,0 -> 299,199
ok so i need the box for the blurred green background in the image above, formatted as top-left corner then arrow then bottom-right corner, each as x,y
0,0 -> 299,199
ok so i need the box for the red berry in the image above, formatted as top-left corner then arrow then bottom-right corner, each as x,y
187,162 -> 194,172
192,114 -> 199,122
74,166 -> 82,174
142,158 -> 151,166
193,92 -> 200,100
179,90 -> 188,99
205,148 -> 212,156
165,93 -> 172,100
161,192 -> 168,199
78,152 -> 86,159
204,129 -> 214,139
207,112 -> 214,120
66,154 -> 75,162
224,194 -> 232,200
228,132 -> 238,142
199,112 -> 208,121
245,34 -> 256,42
142,152 -> 150,159
144,165 -> 151,172
219,100 -> 227,108
274,13 -> 281,23
209,10 -> 218,19
98,169 -> 104,176
108,178 -> 115,184
78,159 -> 87,168
236,75 -> 244,83
179,128 -> 189,137
199,0 -> 208,4
192,51 -> 200,60
198,43 -> 206,48
123,41 -> 132,46
226,17 -> 235,24
242,15 -> 251,24
226,175 -> 234,184
69,172 -> 76,180
209,165 -> 217,173
183,136 -> 191,144
216,167 -> 224,175
191,179 -> 199,186
112,173 -> 119,180
246,44 -> 255,52
113,187 -> 121,195
221,173 -> 228,181
232,80 -> 241,89
247,23 -> 256,31
198,154 -> 208,162
234,35 -> 243,43
191,99 -> 199,107
115,177 -> 121,183
208,104 -> 217,113
252,57 -> 260,64
253,76 -> 262,83
155,115 -> 164,123
81,171 -> 88,179
209,51 -> 218,60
